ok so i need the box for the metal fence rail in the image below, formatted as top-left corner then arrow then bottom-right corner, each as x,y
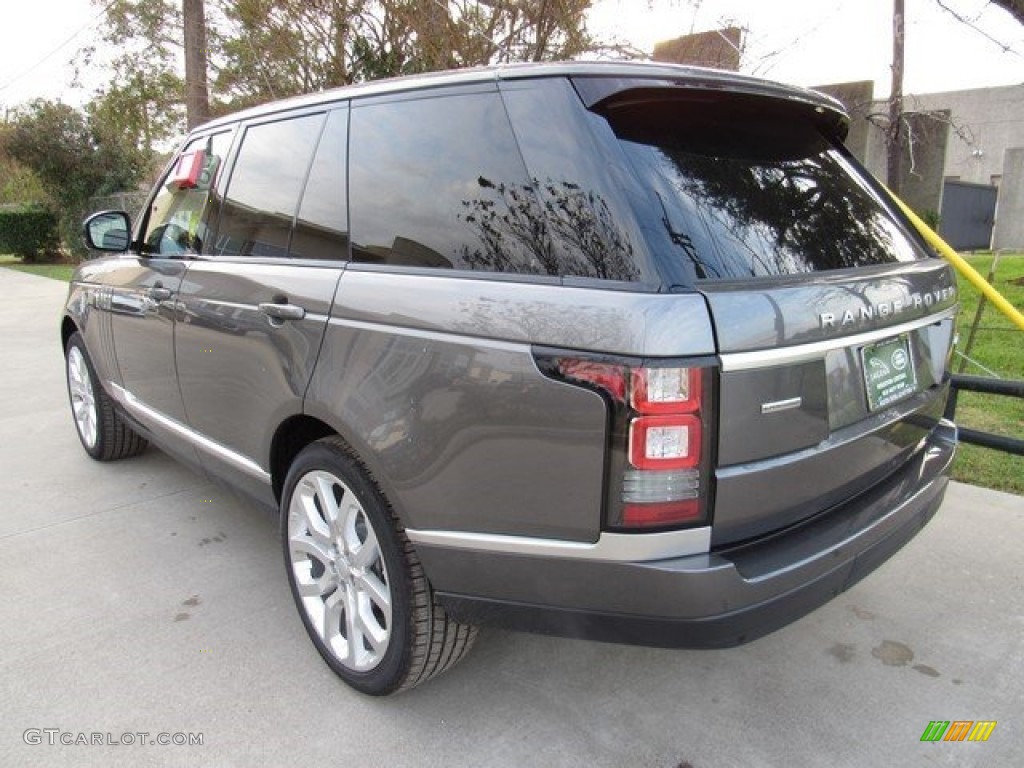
944,374 -> 1024,456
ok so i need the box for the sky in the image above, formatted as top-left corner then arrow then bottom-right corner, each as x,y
1,0 -> 1023,113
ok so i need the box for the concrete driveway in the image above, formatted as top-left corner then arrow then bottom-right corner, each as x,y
1,267 -> 1021,767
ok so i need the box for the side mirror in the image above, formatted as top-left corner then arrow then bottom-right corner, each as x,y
83,210 -> 132,253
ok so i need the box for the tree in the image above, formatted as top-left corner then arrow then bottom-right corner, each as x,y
82,0 -> 186,145
91,1 -> 599,120
4,100 -> 150,255
0,140 -> 48,207
184,0 -> 212,127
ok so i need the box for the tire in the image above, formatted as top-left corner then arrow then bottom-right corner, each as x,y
281,436 -> 477,695
65,332 -> 148,461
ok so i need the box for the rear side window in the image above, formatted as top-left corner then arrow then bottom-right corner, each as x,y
605,96 -> 924,282
349,90 -> 548,273
214,113 -> 325,258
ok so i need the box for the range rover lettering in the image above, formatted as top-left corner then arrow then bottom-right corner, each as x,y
62,62 -> 959,695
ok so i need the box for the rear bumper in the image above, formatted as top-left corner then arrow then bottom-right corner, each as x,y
421,419 -> 957,648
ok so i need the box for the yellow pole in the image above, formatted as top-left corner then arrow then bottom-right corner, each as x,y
887,191 -> 1024,331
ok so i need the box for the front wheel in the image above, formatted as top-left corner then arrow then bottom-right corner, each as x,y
65,332 -> 147,461
281,437 -> 476,695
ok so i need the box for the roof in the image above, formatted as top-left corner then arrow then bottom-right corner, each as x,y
197,60 -> 847,134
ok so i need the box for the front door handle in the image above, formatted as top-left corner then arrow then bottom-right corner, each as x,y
148,286 -> 172,301
259,302 -> 306,321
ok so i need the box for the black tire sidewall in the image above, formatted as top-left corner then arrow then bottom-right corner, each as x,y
280,440 -> 414,696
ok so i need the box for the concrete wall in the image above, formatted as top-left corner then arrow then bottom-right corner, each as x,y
811,81 -> 874,163
863,85 -> 1024,185
653,28 -> 742,70
851,83 -> 1024,249
993,148 -> 1024,250
897,110 -> 951,217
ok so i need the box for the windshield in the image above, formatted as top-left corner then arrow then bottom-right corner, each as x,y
608,100 -> 924,282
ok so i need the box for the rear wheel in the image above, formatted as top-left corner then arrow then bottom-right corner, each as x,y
281,437 -> 477,695
65,332 -> 147,461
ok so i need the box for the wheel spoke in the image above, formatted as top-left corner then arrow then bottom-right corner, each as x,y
323,589 -> 348,659
355,599 -> 388,654
340,498 -> 364,555
342,585 -> 362,664
355,570 -> 390,613
315,474 -> 342,536
294,560 -> 335,597
350,535 -> 379,569
297,485 -> 331,542
290,532 -> 334,567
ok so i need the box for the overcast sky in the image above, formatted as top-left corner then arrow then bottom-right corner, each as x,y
2,0 -> 1023,113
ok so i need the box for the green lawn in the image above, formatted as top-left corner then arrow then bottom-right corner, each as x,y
949,252 -> 1024,495
0,256 -> 75,282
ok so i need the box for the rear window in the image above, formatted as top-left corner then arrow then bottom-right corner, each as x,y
605,97 -> 924,282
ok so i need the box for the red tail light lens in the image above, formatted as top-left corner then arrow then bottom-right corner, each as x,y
622,499 -> 701,527
538,354 -> 715,532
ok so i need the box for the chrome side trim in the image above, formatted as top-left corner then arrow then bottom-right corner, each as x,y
107,382 -> 272,484
720,308 -> 958,372
405,526 -> 711,562
328,316 -> 532,352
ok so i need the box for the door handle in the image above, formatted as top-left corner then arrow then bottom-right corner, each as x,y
259,302 -> 306,321
148,286 -> 172,301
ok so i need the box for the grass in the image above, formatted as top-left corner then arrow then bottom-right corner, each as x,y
0,255 -> 75,282
949,252 -> 1024,495
2,250 -> 1020,493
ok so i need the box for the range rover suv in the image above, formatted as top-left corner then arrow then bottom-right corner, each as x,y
63,61 -> 958,695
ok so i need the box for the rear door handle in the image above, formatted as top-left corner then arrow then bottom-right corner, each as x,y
148,286 -> 172,301
259,302 -> 306,321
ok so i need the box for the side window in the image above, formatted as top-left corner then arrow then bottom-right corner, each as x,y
143,131 -> 230,256
349,91 -> 547,274
291,108 -> 349,260
500,79 -> 651,283
213,113 -> 325,258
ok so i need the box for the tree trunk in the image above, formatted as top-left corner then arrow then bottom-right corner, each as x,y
184,0 -> 211,129
886,0 -> 905,192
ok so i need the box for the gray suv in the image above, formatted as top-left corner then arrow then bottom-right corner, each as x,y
63,62 -> 958,695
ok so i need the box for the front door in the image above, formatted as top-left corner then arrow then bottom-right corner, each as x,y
106,130 -> 235,464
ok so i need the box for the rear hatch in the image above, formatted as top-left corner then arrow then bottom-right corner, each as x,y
579,75 -> 958,546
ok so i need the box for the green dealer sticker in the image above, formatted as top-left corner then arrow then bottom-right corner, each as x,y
861,335 -> 918,411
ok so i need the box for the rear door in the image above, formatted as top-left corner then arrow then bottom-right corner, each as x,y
174,108 -> 349,502
591,85 -> 958,545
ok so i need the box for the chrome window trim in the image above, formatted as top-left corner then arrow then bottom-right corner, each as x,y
719,307 -> 957,372
108,382 -> 272,484
405,526 -> 711,562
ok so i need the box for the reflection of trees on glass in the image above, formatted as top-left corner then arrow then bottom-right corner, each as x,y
458,176 -> 639,282
636,144 -> 916,280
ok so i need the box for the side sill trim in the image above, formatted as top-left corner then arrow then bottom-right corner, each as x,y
405,526 -> 711,562
719,308 -> 957,371
107,382 -> 272,485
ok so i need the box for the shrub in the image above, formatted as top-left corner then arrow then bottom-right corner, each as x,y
0,206 -> 61,262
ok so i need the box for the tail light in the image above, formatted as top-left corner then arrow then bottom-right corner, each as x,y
537,354 -> 715,531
